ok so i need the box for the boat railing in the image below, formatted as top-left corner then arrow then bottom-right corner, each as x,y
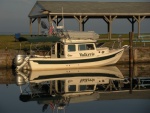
112,35 -> 123,49
112,41 -> 122,49
55,26 -> 70,39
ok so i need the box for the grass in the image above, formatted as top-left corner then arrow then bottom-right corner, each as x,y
0,34 -> 149,50
0,35 -> 30,50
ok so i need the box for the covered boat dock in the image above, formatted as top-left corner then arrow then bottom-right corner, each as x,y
28,1 -> 150,39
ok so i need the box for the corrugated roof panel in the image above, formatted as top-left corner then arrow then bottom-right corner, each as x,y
29,2 -> 46,17
29,1 -> 150,17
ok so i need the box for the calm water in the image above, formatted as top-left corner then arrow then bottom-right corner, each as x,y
0,64 -> 150,113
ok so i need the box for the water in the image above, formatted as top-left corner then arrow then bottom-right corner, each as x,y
0,64 -> 150,113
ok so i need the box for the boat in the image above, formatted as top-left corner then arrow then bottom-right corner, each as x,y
14,27 -> 128,71
16,66 -> 124,84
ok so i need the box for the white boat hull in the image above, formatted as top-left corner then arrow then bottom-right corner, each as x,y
28,66 -> 124,83
29,49 -> 124,71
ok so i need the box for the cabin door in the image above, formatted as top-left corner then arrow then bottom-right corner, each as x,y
57,42 -> 60,58
51,42 -> 60,58
51,42 -> 64,58
57,80 -> 65,93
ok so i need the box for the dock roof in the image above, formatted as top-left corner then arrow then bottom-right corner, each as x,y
29,1 -> 150,17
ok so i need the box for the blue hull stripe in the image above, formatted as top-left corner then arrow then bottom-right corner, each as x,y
32,51 -> 122,64
33,73 -> 119,80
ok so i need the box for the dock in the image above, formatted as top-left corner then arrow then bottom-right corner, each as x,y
0,46 -> 150,68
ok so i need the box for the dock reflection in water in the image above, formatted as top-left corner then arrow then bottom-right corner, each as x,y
13,66 -> 150,113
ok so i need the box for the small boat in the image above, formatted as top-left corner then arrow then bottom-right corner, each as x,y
16,66 -> 124,87
14,28 -> 128,71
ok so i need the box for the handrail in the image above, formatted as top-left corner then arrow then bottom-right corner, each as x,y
133,35 -> 150,46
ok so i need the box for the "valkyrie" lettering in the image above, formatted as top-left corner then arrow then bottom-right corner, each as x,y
79,53 -> 95,57
80,78 -> 95,83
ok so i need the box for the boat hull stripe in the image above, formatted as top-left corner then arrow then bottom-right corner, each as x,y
32,51 -> 122,64
33,73 -> 119,80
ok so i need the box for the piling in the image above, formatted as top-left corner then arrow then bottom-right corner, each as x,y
129,32 -> 134,94
129,32 -> 134,64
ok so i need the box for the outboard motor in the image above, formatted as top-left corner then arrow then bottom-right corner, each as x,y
15,71 -> 29,86
16,75 -> 27,86
14,55 -> 27,66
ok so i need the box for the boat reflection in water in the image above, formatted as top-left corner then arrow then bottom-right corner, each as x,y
14,66 -> 150,112
15,66 -> 125,112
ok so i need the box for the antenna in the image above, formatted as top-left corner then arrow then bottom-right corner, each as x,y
62,7 -> 64,28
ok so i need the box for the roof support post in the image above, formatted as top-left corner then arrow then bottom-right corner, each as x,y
29,18 -> 32,35
127,17 -> 136,32
52,15 -> 57,21
48,15 -> 57,26
103,18 -> 109,36
51,15 -> 58,24
38,17 -> 41,35
48,15 -> 59,35
133,15 -> 146,37
74,15 -> 88,31
54,17 -> 62,26
53,16 -> 64,27
83,17 -> 89,31
48,15 -> 52,27
32,18 -> 37,23
51,15 -> 58,29
104,15 -> 117,40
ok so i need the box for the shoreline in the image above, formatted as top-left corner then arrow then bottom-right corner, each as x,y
0,47 -> 150,68
0,63 -> 150,86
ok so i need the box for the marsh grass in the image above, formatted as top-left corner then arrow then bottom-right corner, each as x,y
0,35 -> 30,50
0,34 -> 149,50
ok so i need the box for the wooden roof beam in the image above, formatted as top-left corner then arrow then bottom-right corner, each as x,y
74,15 -> 88,31
133,16 -> 146,36
104,15 -> 117,40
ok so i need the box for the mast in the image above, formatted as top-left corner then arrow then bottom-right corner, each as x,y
62,7 -> 64,28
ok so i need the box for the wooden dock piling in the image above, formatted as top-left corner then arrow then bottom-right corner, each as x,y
129,32 -> 134,94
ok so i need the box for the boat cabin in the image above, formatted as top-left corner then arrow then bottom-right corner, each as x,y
50,39 -> 109,58
52,78 -> 99,95
28,76 -> 114,96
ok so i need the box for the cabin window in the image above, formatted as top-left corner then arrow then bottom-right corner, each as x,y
80,85 -> 94,91
78,44 -> 86,50
78,44 -> 94,51
68,45 -> 76,52
68,85 -> 76,91
52,44 -> 55,54
86,44 -> 94,50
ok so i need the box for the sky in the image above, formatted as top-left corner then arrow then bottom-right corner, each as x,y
0,0 -> 150,34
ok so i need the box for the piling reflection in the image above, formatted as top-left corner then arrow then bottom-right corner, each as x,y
13,66 -> 150,112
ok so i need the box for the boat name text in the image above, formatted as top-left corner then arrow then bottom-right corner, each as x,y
80,78 -> 95,83
79,53 -> 95,57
